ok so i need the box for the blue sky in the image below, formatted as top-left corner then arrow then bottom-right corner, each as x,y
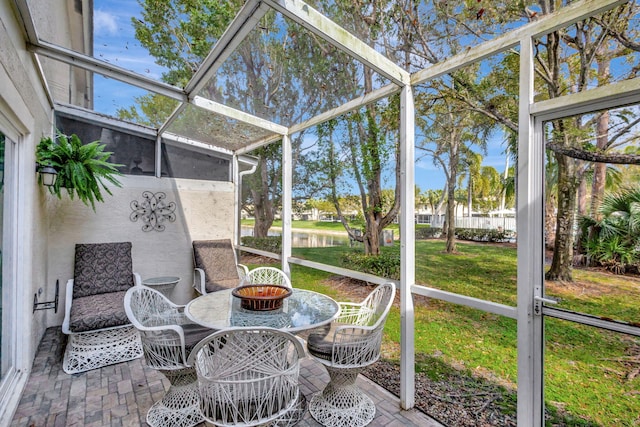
91,1 -> 510,192
93,0 -> 166,115
415,137 -> 510,192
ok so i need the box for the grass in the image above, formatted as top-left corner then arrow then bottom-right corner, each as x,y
250,230 -> 640,426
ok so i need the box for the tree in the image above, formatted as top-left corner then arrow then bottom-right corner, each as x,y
539,2 -> 640,281
424,189 -> 446,219
459,152 -> 482,217
303,0 -> 402,256
317,99 -> 401,255
129,0 -> 334,238
399,1 -> 640,280
474,166 -> 504,213
416,91 -> 490,252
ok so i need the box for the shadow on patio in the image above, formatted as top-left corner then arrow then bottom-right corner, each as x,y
10,328 -> 441,427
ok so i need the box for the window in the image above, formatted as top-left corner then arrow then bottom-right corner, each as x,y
56,115 -> 231,180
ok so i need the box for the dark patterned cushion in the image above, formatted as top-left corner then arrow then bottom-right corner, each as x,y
183,323 -> 215,357
307,322 -> 367,361
68,291 -> 130,333
204,277 -> 242,293
73,242 -> 135,298
193,240 -> 239,286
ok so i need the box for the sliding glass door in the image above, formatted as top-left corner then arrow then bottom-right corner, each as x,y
0,131 -> 5,381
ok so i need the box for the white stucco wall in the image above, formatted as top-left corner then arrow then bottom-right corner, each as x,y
0,1 -> 61,423
46,175 -> 236,327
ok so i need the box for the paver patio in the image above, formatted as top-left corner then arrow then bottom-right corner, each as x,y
11,327 -> 442,427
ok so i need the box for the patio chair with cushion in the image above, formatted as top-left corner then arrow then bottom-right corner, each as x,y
125,285 -> 214,427
239,266 -> 292,288
187,327 -> 307,427
61,241 -> 144,374
192,239 -> 249,294
306,282 -> 396,427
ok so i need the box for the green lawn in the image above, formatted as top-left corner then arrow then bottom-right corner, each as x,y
249,233 -> 640,426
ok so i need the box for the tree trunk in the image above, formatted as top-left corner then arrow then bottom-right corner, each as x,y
364,215 -> 381,255
545,155 -> 579,281
545,192 -> 557,249
445,156 -> 458,253
467,174 -> 473,218
577,178 -> 587,217
590,111 -> 610,218
445,179 -> 457,253
252,157 -> 274,238
590,57 -> 611,218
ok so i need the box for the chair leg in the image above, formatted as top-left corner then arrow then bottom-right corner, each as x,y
270,392 -> 307,427
309,366 -> 376,427
147,367 -> 203,427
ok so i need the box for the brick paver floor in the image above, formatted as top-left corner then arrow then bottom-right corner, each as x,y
11,327 -> 442,427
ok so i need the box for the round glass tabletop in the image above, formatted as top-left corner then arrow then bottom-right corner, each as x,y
186,288 -> 340,333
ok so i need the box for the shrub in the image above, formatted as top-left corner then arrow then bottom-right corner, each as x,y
416,226 -> 442,239
340,250 -> 400,280
240,236 -> 282,253
454,228 -> 512,243
578,187 -> 640,274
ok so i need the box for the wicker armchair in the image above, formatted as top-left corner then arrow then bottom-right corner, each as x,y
306,282 -> 396,427
187,327 -> 307,427
61,242 -> 143,374
239,266 -> 292,288
192,239 -> 249,294
125,286 -> 214,427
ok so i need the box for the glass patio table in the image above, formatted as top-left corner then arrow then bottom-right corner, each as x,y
185,288 -> 340,333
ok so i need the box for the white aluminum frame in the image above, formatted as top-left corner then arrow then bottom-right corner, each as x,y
517,34 -> 545,426
281,133 -> 293,278
11,0 -> 639,424
399,84 -> 416,409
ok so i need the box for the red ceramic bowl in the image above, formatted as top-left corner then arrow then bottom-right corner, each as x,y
232,284 -> 292,311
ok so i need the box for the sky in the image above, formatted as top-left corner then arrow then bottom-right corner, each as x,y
93,0 -> 166,115
90,1 -> 510,193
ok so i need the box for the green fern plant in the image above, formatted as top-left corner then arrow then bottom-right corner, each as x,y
36,131 -> 123,210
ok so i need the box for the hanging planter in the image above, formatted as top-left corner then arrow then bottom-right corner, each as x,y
36,130 -> 124,210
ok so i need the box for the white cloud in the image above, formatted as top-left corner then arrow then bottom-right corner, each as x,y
94,10 -> 118,35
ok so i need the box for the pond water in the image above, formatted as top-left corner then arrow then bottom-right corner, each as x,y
241,227 -> 351,248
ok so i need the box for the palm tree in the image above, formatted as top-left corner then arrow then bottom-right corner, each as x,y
578,187 -> 640,274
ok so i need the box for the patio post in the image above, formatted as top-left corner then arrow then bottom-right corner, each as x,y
233,154 -> 240,249
399,83 -> 416,410
281,134 -> 292,277
517,35 -> 545,425
154,134 -> 161,177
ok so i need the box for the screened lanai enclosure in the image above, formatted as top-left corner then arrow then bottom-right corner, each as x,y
1,0 -> 640,426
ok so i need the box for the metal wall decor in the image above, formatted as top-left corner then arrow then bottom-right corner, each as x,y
130,191 -> 177,232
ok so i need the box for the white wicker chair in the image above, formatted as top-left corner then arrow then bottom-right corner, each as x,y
239,266 -> 292,288
306,282 -> 396,427
192,239 -> 249,294
187,327 -> 307,427
125,286 -> 214,427
61,242 -> 143,374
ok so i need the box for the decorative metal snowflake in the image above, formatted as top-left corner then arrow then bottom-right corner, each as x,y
130,191 -> 176,232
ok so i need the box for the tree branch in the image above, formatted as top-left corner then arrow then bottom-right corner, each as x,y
546,142 -> 640,164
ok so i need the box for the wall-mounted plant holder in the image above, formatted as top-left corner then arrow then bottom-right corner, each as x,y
33,279 -> 59,313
